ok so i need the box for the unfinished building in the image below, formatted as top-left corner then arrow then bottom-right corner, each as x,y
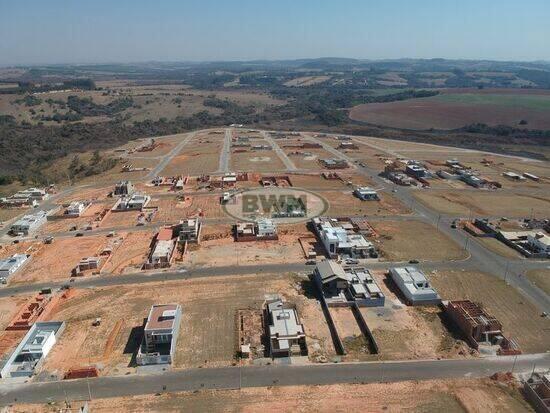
445,300 -> 521,355
112,193 -> 151,211
65,201 -> 91,217
260,175 -> 292,187
235,219 -> 278,241
114,180 -> 134,196
353,187 -> 380,201
389,267 -> 441,306
524,373 -> 550,413
311,216 -> 376,259
6,293 -> 53,331
175,219 -> 202,245
319,159 -> 349,169
145,227 -> 175,269
265,298 -> 307,358
314,260 -> 385,307
73,257 -> 101,276
0,321 -> 65,378
136,304 -> 182,366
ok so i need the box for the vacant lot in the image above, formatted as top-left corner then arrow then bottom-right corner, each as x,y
231,150 -> 286,172
526,269 -> 550,296
325,190 -> 410,216
8,236 -> 108,284
413,190 -> 550,217
349,88 -> 550,130
427,270 -> 550,353
186,223 -> 308,267
101,231 -> 153,274
160,131 -> 223,176
371,220 -> 467,261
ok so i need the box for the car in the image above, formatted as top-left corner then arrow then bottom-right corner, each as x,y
345,258 -> 359,265
305,260 -> 316,265
75,232 -> 84,237
408,259 -> 419,264
451,220 -> 457,229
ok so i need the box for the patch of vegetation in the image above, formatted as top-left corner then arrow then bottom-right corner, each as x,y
67,95 -> 134,116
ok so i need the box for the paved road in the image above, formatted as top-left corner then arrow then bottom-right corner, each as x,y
218,128 -> 232,173
0,259 -> 473,299
261,130 -> 298,171
306,133 -> 550,313
1,353 -> 547,405
146,131 -> 197,179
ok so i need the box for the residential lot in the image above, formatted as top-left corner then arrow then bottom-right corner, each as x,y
526,269 -> 550,296
186,223 -> 308,267
413,190 -> 550,217
427,270 -> 550,353
371,220 -> 467,261
7,236 -> 109,284
324,190 -> 410,216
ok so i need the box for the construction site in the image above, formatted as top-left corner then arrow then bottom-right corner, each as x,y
0,126 -> 548,412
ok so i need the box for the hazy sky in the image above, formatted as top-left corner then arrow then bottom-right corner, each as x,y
1,0 -> 549,65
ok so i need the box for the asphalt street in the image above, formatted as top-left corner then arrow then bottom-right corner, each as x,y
1,353 -> 548,405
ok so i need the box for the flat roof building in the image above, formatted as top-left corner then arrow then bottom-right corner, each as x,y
354,187 -> 379,201
137,304 -> 182,366
0,254 -> 29,279
265,298 -> 307,358
112,193 -> 151,211
10,210 -> 48,235
389,267 -> 441,305
65,201 -> 90,217
312,217 -> 375,259
0,321 -> 65,378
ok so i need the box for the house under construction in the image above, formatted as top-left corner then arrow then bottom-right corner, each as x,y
445,300 -> 521,355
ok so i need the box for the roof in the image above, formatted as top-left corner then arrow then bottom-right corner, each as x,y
267,300 -> 304,340
144,304 -> 180,331
0,254 -> 28,271
315,260 -> 350,283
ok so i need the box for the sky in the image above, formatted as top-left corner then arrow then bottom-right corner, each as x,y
1,0 -> 549,66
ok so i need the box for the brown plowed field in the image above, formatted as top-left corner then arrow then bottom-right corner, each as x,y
349,88 -> 550,130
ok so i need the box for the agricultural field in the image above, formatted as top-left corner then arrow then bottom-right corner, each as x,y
349,88 -> 550,130
283,75 -> 331,87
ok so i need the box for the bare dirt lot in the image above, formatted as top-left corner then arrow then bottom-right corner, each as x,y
8,236 -> 108,284
413,190 -> 550,217
101,231 -> 154,274
526,269 -> 550,296
12,378 -> 531,412
186,223 -> 308,267
162,133 -> 223,176
427,270 -> 550,353
323,190 -> 410,216
371,220 -> 467,261
231,150 -> 286,172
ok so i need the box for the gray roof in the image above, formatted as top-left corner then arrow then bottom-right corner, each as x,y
315,260 -> 350,284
